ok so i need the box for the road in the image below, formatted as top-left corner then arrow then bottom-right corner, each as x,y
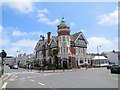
2,65 -> 119,89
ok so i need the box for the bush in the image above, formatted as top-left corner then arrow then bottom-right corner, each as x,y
20,64 -> 27,69
47,64 -> 55,70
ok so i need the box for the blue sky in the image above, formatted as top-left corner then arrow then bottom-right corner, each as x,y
1,1 -> 118,56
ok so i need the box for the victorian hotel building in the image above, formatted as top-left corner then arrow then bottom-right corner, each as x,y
35,18 -> 89,69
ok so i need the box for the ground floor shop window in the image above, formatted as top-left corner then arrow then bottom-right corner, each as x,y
80,60 -> 83,63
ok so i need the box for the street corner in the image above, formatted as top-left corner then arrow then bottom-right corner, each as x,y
2,73 -> 11,85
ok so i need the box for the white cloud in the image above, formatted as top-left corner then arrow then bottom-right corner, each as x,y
38,17 -> 59,26
81,29 -> 86,33
88,37 -> 111,46
70,22 -> 74,27
12,39 -> 37,48
38,13 -> 45,17
37,9 -> 48,17
0,25 -> 10,47
37,9 -> 59,26
12,30 -> 27,36
47,19 -> 59,26
38,8 -> 48,14
0,37 -> 10,47
0,25 -> 3,33
12,30 -> 46,37
30,31 -> 47,38
10,47 -> 21,54
87,37 -> 118,53
98,8 -> 118,25
3,0 -> 35,14
1,26 -> 43,56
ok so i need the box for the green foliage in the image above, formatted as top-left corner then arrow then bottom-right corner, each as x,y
51,47 -> 59,57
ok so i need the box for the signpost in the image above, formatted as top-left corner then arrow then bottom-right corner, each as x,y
0,50 -> 7,75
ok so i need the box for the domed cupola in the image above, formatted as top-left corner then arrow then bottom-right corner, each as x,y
57,17 -> 70,36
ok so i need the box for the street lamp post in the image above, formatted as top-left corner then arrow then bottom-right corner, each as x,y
16,50 -> 20,65
97,45 -> 101,67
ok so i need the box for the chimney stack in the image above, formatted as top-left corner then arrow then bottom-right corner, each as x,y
47,32 -> 51,43
47,32 -> 51,56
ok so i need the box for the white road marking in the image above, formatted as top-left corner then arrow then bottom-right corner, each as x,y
44,74 -> 50,76
38,82 -> 45,86
13,72 -> 21,75
9,79 -> 16,81
33,76 -> 36,78
109,74 -> 118,80
20,78 -> 25,80
1,82 -> 8,89
27,77 -> 31,79
14,76 -> 18,78
43,73 -> 60,76
30,79 -> 35,82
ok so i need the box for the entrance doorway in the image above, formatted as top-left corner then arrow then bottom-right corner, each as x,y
63,61 -> 68,69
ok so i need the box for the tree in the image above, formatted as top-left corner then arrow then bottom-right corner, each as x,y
51,47 -> 59,69
0,50 -> 7,59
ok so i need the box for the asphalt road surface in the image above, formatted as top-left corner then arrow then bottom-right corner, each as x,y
2,65 -> 119,89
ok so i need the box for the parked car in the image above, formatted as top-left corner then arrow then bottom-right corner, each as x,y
9,64 -> 18,69
110,65 -> 120,74
107,63 -> 115,69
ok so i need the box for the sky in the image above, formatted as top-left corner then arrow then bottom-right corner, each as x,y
1,0 -> 119,56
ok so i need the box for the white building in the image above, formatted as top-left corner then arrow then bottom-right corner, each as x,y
105,51 -> 119,65
16,53 -> 35,66
92,56 -> 109,67
5,56 -> 16,65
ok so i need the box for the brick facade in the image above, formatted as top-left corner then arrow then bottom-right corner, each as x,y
58,30 -> 70,36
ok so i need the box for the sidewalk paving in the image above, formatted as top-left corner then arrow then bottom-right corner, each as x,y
29,67 -> 107,73
0,73 -> 11,85
29,67 -> 87,73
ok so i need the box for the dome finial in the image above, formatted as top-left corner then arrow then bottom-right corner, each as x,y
62,17 -> 65,22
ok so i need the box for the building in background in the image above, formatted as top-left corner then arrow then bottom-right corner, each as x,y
92,56 -> 108,67
5,56 -> 16,65
104,50 -> 120,65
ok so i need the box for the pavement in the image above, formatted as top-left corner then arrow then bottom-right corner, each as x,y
0,73 -> 11,89
30,67 -> 107,73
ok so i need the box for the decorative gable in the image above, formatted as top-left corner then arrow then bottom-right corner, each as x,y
49,38 -> 58,48
74,33 -> 88,48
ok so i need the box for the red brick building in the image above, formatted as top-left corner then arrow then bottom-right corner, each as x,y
35,18 -> 89,69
